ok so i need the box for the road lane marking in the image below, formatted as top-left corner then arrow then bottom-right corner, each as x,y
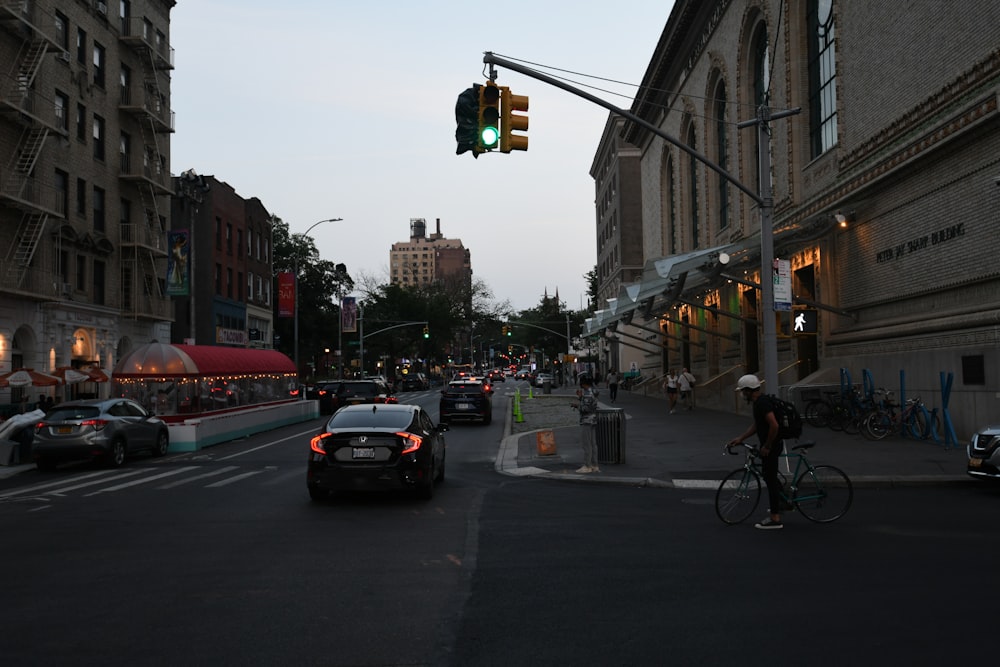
157,465 -> 239,488
84,466 -> 201,495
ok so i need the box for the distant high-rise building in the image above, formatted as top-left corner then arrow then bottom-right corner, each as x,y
389,218 -> 471,292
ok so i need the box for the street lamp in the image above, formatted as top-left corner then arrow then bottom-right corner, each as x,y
293,218 -> 342,376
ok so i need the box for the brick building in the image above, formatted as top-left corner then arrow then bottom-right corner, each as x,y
586,0 -> 1000,436
389,218 -> 472,293
0,0 -> 175,402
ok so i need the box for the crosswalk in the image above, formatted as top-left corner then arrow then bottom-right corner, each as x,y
0,461 -> 297,504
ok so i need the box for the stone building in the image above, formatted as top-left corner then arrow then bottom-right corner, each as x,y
586,0 -> 1000,436
389,218 -> 472,293
0,1 -> 175,404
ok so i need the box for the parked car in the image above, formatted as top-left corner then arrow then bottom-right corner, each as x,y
308,380 -> 343,415
31,398 -> 170,470
439,379 -> 493,425
398,373 -> 429,391
967,424 -> 1000,479
319,379 -> 396,415
533,372 -> 555,388
307,403 -> 447,501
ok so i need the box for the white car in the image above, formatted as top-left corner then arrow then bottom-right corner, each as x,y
533,373 -> 555,388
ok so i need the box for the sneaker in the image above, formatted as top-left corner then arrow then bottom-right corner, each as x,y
754,517 -> 784,530
590,466 -> 600,473
669,409 -> 675,414
575,466 -> 592,473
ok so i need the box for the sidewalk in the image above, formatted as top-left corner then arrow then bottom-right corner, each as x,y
496,383 -> 971,488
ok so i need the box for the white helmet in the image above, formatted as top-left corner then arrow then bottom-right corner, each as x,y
735,374 -> 762,392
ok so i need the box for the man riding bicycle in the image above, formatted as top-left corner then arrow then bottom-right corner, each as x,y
728,374 -> 789,530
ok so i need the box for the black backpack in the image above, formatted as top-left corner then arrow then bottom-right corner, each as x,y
769,395 -> 803,439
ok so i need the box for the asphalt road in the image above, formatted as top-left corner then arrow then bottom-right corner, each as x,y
1,384 -> 996,665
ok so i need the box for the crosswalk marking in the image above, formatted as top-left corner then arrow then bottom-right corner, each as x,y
84,466 -> 200,496
157,465 -> 239,489
204,470 -> 267,487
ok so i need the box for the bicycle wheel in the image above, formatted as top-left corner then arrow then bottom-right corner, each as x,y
715,468 -> 762,525
794,465 -> 853,523
863,410 -> 893,440
805,400 -> 831,428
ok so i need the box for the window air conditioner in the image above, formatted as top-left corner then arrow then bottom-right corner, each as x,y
59,51 -> 70,63
96,1 -> 108,16
62,283 -> 73,296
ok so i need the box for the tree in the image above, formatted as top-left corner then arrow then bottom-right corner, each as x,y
271,217 -> 354,378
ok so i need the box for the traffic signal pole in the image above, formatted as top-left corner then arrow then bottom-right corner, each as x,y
481,52 -> 800,393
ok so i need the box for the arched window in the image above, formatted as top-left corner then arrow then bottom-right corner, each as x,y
808,0 -> 837,157
688,125 -> 700,250
715,82 -> 730,230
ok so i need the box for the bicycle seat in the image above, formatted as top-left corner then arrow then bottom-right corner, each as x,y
791,441 -> 816,451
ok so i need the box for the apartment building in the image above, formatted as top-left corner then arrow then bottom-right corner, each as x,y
0,0 -> 175,397
169,173 -> 274,349
389,218 -> 472,293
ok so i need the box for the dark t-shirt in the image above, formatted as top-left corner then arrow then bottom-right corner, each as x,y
752,394 -> 779,447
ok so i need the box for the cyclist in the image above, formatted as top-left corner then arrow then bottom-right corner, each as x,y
728,374 -> 789,530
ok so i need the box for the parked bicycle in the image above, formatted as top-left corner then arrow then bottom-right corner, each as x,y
862,395 -> 941,441
715,441 -> 853,525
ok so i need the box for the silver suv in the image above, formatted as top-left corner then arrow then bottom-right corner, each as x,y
32,398 -> 170,470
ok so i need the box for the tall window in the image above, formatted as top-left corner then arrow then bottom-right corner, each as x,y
688,126 -> 700,250
54,169 -> 68,217
93,186 -> 105,233
94,261 -> 106,306
93,42 -> 105,88
76,103 -> 86,141
715,83 -> 730,230
54,11 -> 68,52
93,114 -> 105,161
76,28 -> 86,64
808,0 -> 838,157
55,91 -> 68,132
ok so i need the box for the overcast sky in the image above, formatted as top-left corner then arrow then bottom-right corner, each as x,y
169,1 -> 673,312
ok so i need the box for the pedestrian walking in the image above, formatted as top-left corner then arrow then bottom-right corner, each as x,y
606,369 -> 619,403
572,374 -> 600,473
663,370 -> 679,413
679,368 -> 696,410
728,374 -> 789,530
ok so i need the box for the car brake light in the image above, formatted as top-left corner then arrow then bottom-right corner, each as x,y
310,432 -> 333,454
397,432 -> 423,454
80,419 -> 109,431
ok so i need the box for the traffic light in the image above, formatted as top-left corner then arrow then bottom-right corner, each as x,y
499,86 -> 528,153
455,84 -> 481,157
506,324 -> 512,336
422,326 -> 430,339
501,325 -> 508,336
478,81 -> 501,152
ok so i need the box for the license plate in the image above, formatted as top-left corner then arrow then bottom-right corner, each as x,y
457,403 -> 471,410
352,447 -> 375,459
969,458 -> 983,468
56,426 -> 73,434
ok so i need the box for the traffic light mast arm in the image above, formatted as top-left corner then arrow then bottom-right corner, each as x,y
481,52 -> 770,206
362,321 -> 429,340
507,320 -> 570,347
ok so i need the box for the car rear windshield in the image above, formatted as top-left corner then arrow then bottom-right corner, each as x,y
340,382 -> 381,398
327,408 -> 411,430
46,406 -> 101,421
446,384 -> 483,395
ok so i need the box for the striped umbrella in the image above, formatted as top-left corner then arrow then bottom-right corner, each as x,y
0,368 -> 63,388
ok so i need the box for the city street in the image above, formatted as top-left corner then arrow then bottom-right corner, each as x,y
1,386 -> 996,665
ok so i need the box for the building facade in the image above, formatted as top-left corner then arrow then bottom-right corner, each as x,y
169,173 -> 273,349
389,218 -> 472,292
592,114 -> 645,376
1,0 -> 175,403
587,0 -> 1000,436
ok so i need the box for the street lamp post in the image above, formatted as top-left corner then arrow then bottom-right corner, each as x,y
293,218 -> 342,376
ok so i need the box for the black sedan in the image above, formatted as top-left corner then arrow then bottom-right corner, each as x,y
307,403 -> 447,501
439,379 -> 492,425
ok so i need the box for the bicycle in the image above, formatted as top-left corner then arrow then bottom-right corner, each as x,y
863,395 -> 941,441
715,441 -> 853,525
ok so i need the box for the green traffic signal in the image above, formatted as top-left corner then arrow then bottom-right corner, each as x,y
423,326 -> 430,339
478,82 -> 501,151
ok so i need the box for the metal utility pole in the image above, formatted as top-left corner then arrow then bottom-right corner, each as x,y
293,218 -> 342,376
482,52 -> 799,394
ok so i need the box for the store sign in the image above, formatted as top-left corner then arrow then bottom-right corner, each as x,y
875,222 -> 964,264
773,259 -> 792,311
216,327 -> 247,345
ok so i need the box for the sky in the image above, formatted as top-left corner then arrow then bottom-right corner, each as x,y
169,1 -> 674,312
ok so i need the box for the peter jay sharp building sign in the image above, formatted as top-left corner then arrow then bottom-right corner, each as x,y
875,222 -> 965,264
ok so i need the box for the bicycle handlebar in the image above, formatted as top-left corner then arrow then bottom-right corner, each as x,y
724,442 -> 759,457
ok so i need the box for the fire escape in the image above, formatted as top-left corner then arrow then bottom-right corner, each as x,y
0,2 -> 65,295
118,15 -> 174,320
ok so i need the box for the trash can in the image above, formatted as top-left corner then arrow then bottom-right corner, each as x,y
542,379 -> 552,394
596,408 -> 626,464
